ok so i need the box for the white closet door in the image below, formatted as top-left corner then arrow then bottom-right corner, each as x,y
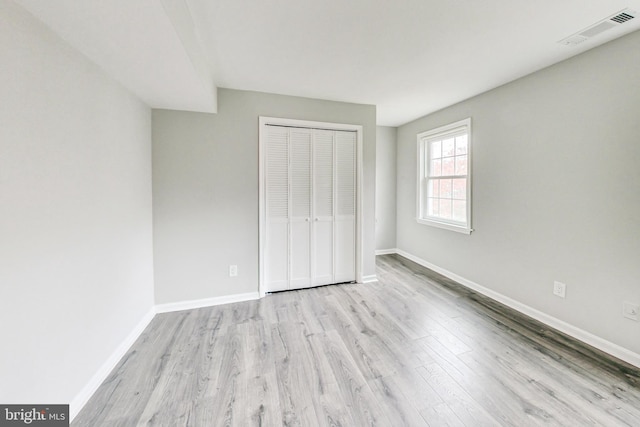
334,130 -> 356,283
289,129 -> 313,289
264,124 -> 356,293
312,130 -> 334,286
265,126 -> 289,292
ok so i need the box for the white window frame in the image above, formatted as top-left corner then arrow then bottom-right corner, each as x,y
416,118 -> 472,234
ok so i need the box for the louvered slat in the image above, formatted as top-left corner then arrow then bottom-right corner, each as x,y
336,131 -> 356,216
313,130 -> 334,217
290,129 -> 312,219
266,127 -> 289,219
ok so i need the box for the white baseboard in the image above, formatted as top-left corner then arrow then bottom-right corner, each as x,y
361,274 -> 378,283
69,306 -> 156,422
375,248 -> 398,255
395,249 -> 640,369
155,292 -> 260,314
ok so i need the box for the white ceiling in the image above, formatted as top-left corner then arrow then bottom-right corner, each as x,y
14,0 -> 217,113
14,0 -> 640,126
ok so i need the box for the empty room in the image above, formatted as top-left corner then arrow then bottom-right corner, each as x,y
2,0 -> 640,426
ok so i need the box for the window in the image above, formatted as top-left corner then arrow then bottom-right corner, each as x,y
417,118 -> 472,234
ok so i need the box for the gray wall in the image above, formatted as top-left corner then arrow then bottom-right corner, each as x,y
152,89 -> 376,304
375,126 -> 397,251
396,30 -> 640,354
0,0 -> 154,404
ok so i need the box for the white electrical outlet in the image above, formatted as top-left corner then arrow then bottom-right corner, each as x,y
553,281 -> 566,298
623,302 -> 639,321
229,265 -> 238,277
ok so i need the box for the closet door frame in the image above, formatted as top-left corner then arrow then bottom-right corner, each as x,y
258,116 -> 364,297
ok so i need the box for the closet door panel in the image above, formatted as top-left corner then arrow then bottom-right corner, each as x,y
265,126 -> 289,291
312,130 -> 334,286
289,129 -> 312,288
334,131 -> 356,283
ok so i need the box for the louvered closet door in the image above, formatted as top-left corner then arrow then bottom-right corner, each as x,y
334,131 -> 357,283
312,130 -> 334,286
289,129 -> 313,289
264,124 -> 356,292
265,126 -> 289,292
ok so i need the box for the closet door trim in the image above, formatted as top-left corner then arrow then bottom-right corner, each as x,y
258,116 -> 364,296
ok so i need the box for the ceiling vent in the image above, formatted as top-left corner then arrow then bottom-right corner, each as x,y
611,11 -> 635,23
559,8 -> 637,46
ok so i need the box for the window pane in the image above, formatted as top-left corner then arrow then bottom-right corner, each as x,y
440,179 -> 452,199
427,198 -> 439,216
430,140 -> 442,159
453,200 -> 466,222
455,135 -> 468,155
439,199 -> 452,219
442,138 -> 455,157
428,179 -> 439,197
430,159 -> 442,177
455,155 -> 468,175
452,178 -> 466,200
441,157 -> 454,176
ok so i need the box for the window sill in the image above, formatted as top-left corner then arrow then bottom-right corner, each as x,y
416,218 -> 472,235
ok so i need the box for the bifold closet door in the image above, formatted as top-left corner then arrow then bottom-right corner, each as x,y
264,126 -> 314,291
264,125 -> 356,292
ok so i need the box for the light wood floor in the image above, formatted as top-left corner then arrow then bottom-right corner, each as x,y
73,254 -> 640,426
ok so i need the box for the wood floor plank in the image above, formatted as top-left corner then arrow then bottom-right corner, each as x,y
240,320 -> 282,427
73,254 -> 640,426
317,329 -> 391,426
270,321 -> 319,426
367,375 -> 428,426
304,332 -> 354,426
390,368 -> 444,413
321,293 -> 397,380
416,363 -> 500,427
420,402 -> 465,427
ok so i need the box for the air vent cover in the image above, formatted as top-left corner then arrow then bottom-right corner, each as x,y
559,8 -> 637,47
611,12 -> 635,23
